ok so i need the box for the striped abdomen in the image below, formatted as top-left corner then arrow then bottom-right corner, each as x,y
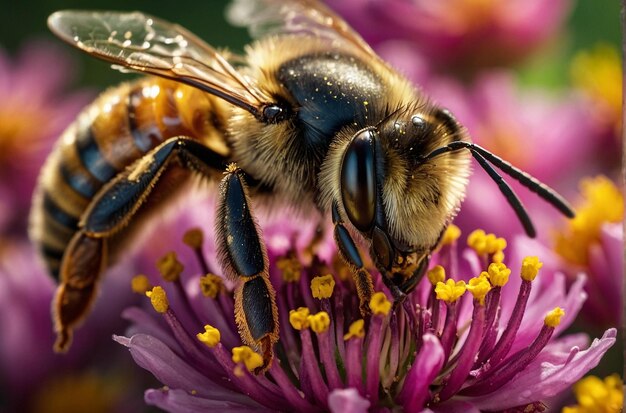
30,77 -> 230,277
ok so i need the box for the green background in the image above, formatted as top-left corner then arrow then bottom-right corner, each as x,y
1,0 -> 621,89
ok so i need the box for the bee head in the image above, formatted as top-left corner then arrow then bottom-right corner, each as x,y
324,105 -> 471,295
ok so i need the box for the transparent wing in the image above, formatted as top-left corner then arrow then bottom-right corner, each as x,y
48,10 -> 272,116
227,0 -> 382,63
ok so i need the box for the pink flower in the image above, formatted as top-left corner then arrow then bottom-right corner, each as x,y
327,0 -> 572,69
0,242 -> 143,412
0,40 -> 92,236
113,202 -> 615,412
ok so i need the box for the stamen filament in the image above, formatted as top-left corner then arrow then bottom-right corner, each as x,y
366,315 -> 386,404
345,332 -> 365,393
461,320 -> 559,396
438,303 -> 486,401
484,279 -> 532,370
439,301 -> 459,362
298,329 -> 330,405
314,328 -> 343,390
268,361 -> 317,411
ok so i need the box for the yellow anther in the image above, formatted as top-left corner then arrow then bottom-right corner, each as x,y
544,307 -> 565,328
310,274 -> 336,299
441,224 -> 461,246
196,325 -> 221,348
182,228 -> 203,249
277,255 -> 302,283
131,274 -> 151,294
435,279 -> 466,303
466,277 -> 491,305
231,346 -> 264,372
308,311 -> 331,334
487,262 -> 511,287
467,229 -> 487,252
289,307 -> 310,330
427,265 -> 446,286
156,252 -> 184,282
146,286 -> 169,313
521,256 -> 543,281
343,319 -> 365,340
369,292 -> 392,316
468,229 -> 507,256
492,250 -> 505,264
199,274 -> 223,298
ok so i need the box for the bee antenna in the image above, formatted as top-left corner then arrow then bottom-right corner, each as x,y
470,149 -> 536,237
420,141 -> 576,236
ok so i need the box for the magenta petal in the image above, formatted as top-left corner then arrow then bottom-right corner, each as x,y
328,388 -> 371,413
398,334 -> 445,409
432,400 -> 481,413
114,334 -> 246,402
463,328 -> 617,411
144,388 -> 268,412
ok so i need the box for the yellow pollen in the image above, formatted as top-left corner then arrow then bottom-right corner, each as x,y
231,346 -> 264,372
427,265 -> 446,286
544,307 -> 565,328
289,307 -> 310,330
487,262 -> 510,287
467,229 -> 507,256
310,274 -> 336,299
131,274 -> 151,294
492,250 -> 505,264
182,228 -> 204,249
156,252 -> 184,282
344,319 -> 365,340
563,374 -> 624,413
199,274 -> 223,298
277,255 -> 302,283
146,286 -> 169,313
521,256 -> 543,281
308,311 -> 331,333
435,279 -> 466,303
196,324 -> 221,348
369,292 -> 392,316
466,276 -> 491,305
441,224 -> 461,246
554,176 -> 623,266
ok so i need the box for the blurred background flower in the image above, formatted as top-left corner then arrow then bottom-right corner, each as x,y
0,41 -> 91,237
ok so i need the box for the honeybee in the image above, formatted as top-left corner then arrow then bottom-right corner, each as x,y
31,0 -> 574,369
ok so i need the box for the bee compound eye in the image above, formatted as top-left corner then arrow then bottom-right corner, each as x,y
340,129 -> 377,233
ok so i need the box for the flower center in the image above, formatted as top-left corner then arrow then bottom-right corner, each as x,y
0,103 -> 52,166
554,176 -> 623,266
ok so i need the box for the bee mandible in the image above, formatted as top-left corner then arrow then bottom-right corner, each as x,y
30,0 -> 574,370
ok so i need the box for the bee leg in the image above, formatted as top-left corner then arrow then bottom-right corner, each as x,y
216,164 -> 279,372
331,202 -> 374,316
53,231 -> 107,352
54,136 -> 225,351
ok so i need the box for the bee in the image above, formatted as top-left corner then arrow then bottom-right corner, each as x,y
31,0 -> 574,369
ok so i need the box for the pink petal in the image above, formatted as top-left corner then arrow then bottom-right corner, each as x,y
398,333 -> 445,409
328,388 -> 371,413
462,328 -> 617,410
114,333 -> 247,403
144,388 -> 267,412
